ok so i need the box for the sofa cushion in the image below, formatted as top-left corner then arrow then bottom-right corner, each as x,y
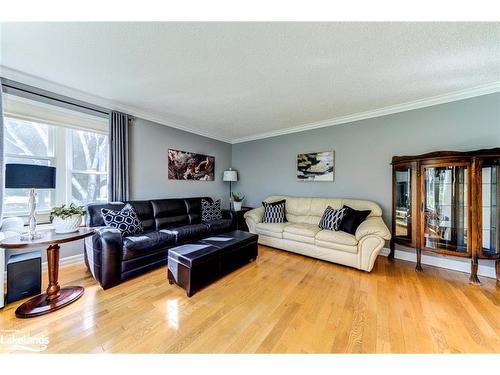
318,206 -> 347,231
202,199 -> 222,221
283,223 -> 321,237
151,199 -> 189,230
255,222 -> 288,239
127,200 -> 155,231
122,231 -> 176,261
204,218 -> 233,233
262,200 -> 286,223
101,204 -> 144,236
160,223 -> 210,243
338,205 -> 371,235
283,232 -> 315,244
315,229 -> 358,246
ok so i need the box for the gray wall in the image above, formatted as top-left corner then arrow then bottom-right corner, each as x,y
232,93 -> 500,226
129,118 -> 232,205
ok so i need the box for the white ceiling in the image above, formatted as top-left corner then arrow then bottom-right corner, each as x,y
1,22 -> 499,143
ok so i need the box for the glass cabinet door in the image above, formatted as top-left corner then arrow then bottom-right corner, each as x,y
422,164 -> 469,255
394,167 -> 412,240
480,161 -> 499,258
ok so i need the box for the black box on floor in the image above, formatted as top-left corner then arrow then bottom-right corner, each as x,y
7,251 -> 42,304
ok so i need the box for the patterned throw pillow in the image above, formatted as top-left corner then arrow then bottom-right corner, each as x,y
101,203 -> 143,236
202,199 -> 222,222
318,206 -> 347,231
262,200 -> 286,223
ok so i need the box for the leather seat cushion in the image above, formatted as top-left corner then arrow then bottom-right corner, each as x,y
122,231 -> 176,261
255,222 -> 288,233
204,219 -> 233,233
255,222 -> 289,239
160,223 -> 210,243
283,223 -> 321,237
315,229 -> 358,246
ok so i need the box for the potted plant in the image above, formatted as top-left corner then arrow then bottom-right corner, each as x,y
50,203 -> 86,234
232,192 -> 245,211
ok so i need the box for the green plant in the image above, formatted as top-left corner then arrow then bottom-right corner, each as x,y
50,203 -> 86,220
232,192 -> 245,202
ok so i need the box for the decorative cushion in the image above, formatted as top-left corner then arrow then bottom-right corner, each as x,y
262,199 -> 286,223
339,205 -> 371,235
101,203 -> 144,236
318,206 -> 347,231
201,199 -> 222,222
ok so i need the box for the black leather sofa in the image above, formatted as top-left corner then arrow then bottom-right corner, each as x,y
84,197 -> 235,289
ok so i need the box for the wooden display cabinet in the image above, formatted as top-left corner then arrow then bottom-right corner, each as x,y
390,148 -> 500,285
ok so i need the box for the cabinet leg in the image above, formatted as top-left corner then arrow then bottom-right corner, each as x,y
388,240 -> 395,260
415,247 -> 423,272
495,260 -> 499,286
469,256 -> 481,285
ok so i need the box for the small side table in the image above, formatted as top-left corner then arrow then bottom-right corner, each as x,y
233,207 -> 253,232
0,228 -> 95,318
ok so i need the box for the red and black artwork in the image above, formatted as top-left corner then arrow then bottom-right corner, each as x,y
168,149 -> 215,181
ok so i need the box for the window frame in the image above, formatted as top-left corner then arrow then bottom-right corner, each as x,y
2,113 -> 109,222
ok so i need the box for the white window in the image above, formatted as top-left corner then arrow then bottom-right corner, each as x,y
69,129 -> 109,205
4,117 -> 56,214
2,94 -> 109,219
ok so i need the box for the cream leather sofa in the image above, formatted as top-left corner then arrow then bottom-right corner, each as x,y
244,196 -> 391,272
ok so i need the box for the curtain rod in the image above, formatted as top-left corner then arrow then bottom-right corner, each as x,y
1,78 -> 110,117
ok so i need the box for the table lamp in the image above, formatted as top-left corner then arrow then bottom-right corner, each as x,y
223,168 -> 238,209
5,164 -> 56,240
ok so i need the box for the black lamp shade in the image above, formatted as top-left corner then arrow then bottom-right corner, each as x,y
5,164 -> 56,189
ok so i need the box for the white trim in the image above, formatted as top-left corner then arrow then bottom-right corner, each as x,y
41,253 -> 84,272
232,81 -> 500,143
379,248 -> 496,279
0,66 -> 233,144
3,66 -> 499,145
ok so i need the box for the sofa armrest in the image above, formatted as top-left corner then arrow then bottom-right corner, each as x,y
244,207 -> 264,233
222,209 -> 236,229
84,226 -> 123,289
355,217 -> 391,241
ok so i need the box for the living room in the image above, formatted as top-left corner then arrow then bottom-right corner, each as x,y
1,1 -> 499,373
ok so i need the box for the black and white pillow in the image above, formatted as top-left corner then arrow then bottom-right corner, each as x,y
202,199 -> 222,222
101,203 -> 143,236
318,206 -> 347,231
262,200 -> 286,223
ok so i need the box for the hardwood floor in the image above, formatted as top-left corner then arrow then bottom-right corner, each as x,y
0,245 -> 498,353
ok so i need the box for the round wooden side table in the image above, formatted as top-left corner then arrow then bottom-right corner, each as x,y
0,228 -> 95,318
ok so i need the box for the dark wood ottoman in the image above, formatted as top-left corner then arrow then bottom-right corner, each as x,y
167,230 -> 258,297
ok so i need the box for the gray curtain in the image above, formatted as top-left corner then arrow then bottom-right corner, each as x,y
109,111 -> 130,202
0,81 -> 4,221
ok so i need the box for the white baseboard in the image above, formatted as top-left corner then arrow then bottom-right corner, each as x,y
3,254 -> 84,280
380,248 -> 496,279
41,254 -> 84,272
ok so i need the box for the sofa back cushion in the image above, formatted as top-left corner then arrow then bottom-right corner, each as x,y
87,197 -> 214,230
127,200 -> 155,231
151,197 -> 213,230
264,195 -> 382,225
186,197 -> 212,224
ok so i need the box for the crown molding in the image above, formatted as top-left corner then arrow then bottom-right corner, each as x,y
0,66 -> 233,143
231,81 -> 500,144
2,66 -> 498,145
